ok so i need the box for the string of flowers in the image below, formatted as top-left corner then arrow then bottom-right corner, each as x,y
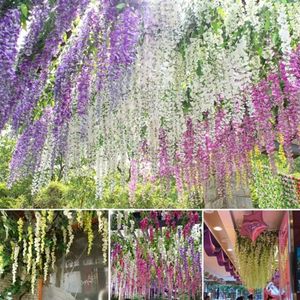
111,211 -> 202,299
0,8 -> 21,130
0,210 -> 108,297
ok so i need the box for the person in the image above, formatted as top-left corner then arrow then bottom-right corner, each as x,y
248,294 -> 254,300
236,296 -> 244,300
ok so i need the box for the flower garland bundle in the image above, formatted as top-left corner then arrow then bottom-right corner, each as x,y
0,8 -> 21,130
1,0 -> 143,192
1,0 -> 300,205
235,231 -> 278,289
122,42 -> 300,205
111,211 -> 202,299
97,211 -> 108,263
93,0 -> 300,202
0,210 -> 108,296
91,1 -> 299,205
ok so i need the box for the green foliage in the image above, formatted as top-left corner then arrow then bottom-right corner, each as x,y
34,181 -> 68,208
0,183 -> 9,198
100,172 -> 203,209
250,151 -> 300,209
0,132 -> 99,208
0,0 -> 31,14
0,279 -> 30,300
65,175 -> 96,208
250,159 -> 285,208
0,135 -> 15,182
0,175 -> 98,209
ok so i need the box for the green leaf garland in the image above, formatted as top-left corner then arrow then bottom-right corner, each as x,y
235,231 -> 278,289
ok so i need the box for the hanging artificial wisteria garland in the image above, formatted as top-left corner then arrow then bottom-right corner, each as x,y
111,211 -> 202,299
235,230 -> 278,290
1,0 -> 300,205
0,210 -> 108,296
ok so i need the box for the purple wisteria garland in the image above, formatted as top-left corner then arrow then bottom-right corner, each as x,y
0,9 -> 21,130
1,0 -> 300,205
12,0 -> 90,131
0,0 -> 143,189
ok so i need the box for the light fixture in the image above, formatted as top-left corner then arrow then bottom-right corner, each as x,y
227,248 -> 233,252
213,226 -> 223,231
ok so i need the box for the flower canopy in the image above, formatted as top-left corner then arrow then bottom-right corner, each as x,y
235,230 -> 278,290
111,211 -> 202,299
1,0 -> 300,206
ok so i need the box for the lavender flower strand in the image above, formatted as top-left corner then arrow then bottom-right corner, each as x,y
12,0 -> 89,130
0,9 -> 21,130
54,6 -> 100,126
9,108 -> 52,185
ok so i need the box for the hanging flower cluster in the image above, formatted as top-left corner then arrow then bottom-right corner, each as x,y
97,210 -> 108,263
235,230 -> 278,289
0,210 -> 108,296
0,8 -> 21,130
111,211 -> 202,299
92,0 -> 300,204
123,42 -> 300,205
1,0 -> 300,206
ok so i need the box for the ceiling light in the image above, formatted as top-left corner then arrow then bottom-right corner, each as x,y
213,226 -> 223,231
227,248 -> 233,252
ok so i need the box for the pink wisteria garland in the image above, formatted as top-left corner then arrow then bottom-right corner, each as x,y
129,45 -> 300,202
111,211 -> 202,299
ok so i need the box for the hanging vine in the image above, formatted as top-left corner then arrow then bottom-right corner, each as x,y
235,231 -> 278,289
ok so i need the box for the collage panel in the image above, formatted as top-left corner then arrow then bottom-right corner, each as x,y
0,210 -> 108,300
2,0 -> 300,298
110,210 -> 202,300
1,0 -> 300,210
203,210 -> 300,300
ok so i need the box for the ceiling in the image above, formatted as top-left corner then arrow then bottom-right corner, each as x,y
204,210 -> 285,283
231,210 -> 285,231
